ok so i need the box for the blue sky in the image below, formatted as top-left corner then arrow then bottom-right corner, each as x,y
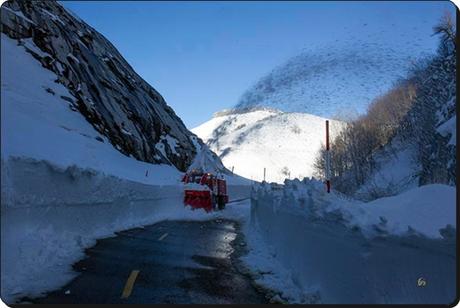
62,1 -> 455,128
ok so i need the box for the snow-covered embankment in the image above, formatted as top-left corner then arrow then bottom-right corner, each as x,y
245,179 -> 456,304
1,158 -> 186,302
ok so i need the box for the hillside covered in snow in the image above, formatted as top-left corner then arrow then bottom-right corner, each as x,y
1,0 -> 200,171
192,108 -> 344,183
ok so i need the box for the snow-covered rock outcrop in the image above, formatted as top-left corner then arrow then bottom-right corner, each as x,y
192,108 -> 344,183
1,0 -> 200,171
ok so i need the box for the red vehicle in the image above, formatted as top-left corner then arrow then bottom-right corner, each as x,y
182,171 -> 229,212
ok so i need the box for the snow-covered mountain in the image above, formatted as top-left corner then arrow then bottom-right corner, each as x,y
196,37 -> 432,182
192,108 -> 344,183
236,40 -> 432,118
1,0 -> 200,171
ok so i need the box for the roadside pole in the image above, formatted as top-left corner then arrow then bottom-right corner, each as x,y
325,120 -> 331,193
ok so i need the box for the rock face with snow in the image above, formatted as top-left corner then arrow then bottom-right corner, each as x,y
192,108 -> 344,183
1,0 -> 199,171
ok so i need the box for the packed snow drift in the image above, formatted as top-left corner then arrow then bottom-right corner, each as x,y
192,108 -> 344,183
245,179 -> 456,304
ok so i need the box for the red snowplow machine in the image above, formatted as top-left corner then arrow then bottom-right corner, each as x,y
182,171 -> 229,212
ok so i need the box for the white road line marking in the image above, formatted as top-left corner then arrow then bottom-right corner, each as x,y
158,233 -> 169,241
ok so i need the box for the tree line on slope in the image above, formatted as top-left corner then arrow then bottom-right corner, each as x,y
314,13 -> 456,198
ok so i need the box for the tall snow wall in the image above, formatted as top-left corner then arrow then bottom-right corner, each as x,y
0,158 -> 184,303
249,179 -> 456,304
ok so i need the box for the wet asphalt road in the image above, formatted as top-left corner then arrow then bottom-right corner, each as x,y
32,219 -> 268,304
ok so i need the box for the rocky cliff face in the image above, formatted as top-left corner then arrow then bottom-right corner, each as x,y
1,0 -> 199,171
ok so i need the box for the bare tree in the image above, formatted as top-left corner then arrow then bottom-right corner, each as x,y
433,11 -> 456,49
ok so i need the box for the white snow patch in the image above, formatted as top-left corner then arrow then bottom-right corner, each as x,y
40,8 -> 66,26
437,115 -> 456,146
184,182 -> 211,191
20,38 -> 51,58
189,135 -> 201,152
161,134 -> 180,156
66,52 -> 80,64
154,142 -> 169,162
120,127 -> 133,136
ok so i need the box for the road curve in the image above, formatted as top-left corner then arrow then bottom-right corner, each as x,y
31,219 -> 268,304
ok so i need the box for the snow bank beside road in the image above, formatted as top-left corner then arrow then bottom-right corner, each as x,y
246,179 -> 456,304
253,179 -> 455,239
363,184 -> 456,238
0,158 -> 187,303
1,156 -> 251,304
